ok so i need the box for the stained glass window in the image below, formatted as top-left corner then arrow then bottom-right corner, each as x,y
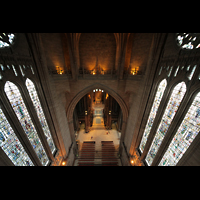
145,82 -> 187,165
159,92 -> 200,166
25,78 -> 56,154
0,33 -> 15,48
188,65 -> 197,80
4,81 -> 49,166
139,79 -> 167,153
0,108 -> 34,166
176,33 -> 200,49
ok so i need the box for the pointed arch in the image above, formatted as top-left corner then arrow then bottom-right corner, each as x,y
159,91 -> 200,166
139,79 -> 167,153
0,107 -> 34,166
146,81 -> 187,166
25,78 -> 56,154
4,81 -> 49,166
66,83 -> 128,142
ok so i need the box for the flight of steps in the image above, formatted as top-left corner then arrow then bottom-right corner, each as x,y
101,141 -> 119,166
75,141 -> 121,166
77,141 -> 95,166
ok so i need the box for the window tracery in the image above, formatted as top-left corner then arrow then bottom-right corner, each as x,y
0,33 -> 15,48
145,82 -> 187,165
4,81 -> 49,166
139,79 -> 167,153
25,78 -> 56,154
159,92 -> 200,166
176,33 -> 200,49
0,107 -> 34,166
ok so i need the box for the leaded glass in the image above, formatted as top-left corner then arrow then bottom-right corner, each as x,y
188,65 -> 197,80
176,33 -> 200,49
145,82 -> 187,165
25,78 -> 56,154
0,33 -> 15,48
4,81 -> 49,166
139,79 -> 167,153
0,108 -> 34,166
159,92 -> 200,166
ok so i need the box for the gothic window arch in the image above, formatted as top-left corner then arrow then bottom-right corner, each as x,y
0,107 -> 34,166
145,81 -> 187,166
139,79 -> 167,153
0,33 -> 15,48
25,78 -> 56,154
176,33 -> 200,49
159,91 -> 200,166
4,81 -> 49,166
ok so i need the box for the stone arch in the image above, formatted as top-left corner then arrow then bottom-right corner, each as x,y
66,83 -> 129,143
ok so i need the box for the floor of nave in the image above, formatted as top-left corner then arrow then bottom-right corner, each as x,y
76,102 -> 121,151
76,123 -> 121,151
74,102 -> 122,166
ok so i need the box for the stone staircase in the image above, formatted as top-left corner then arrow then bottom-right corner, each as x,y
74,141 -> 121,166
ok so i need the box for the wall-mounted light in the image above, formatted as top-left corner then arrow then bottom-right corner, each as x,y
102,90 -> 104,92
61,158 -> 67,166
93,90 -> 95,92
130,154 -> 136,166
109,111 -> 111,115
91,70 -> 96,75
56,66 -> 64,75
131,67 -> 139,75
85,111 -> 88,115
61,161 -> 66,166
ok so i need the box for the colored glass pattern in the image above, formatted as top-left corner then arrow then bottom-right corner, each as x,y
139,79 -> 167,153
25,78 -> 56,154
145,82 -> 187,165
4,81 -> 49,166
188,65 -> 196,80
159,92 -> 200,166
0,33 -> 15,48
0,108 -> 34,166
177,33 -> 200,49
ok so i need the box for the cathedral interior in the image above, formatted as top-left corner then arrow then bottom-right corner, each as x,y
0,33 -> 200,166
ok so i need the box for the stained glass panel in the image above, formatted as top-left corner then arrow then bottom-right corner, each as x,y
4,81 -> 49,166
25,78 -> 56,154
145,82 -> 186,165
188,65 -> 197,80
176,33 -> 200,49
139,79 -> 167,153
0,108 -> 34,166
0,33 -> 15,48
159,92 -> 200,166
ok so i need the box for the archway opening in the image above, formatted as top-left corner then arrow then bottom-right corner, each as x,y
73,88 -> 122,152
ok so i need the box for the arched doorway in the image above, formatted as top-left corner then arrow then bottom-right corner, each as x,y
66,83 -> 128,157
73,89 -> 123,151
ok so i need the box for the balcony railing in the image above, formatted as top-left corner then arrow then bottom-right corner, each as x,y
79,69 -> 117,75
49,67 -> 143,79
